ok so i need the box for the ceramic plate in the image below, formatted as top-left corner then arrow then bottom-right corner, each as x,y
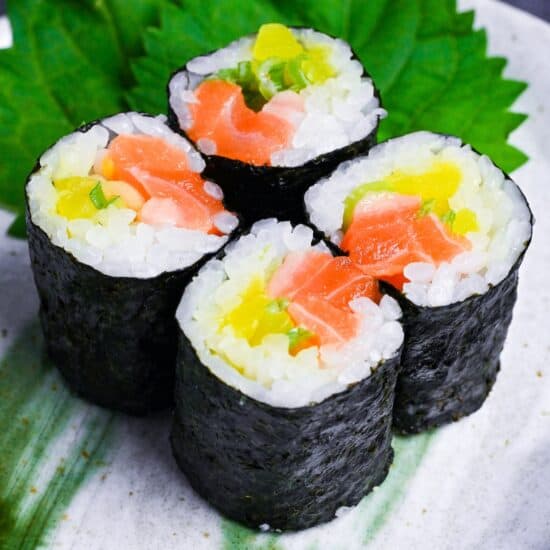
0,0 -> 548,548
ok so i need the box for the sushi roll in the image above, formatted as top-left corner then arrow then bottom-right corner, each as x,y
167,23 -> 385,224
305,132 -> 533,433
26,112 -> 238,415
172,219 -> 404,530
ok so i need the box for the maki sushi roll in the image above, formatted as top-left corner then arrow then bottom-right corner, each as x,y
167,23 -> 384,224
26,112 -> 238,414
305,132 -> 533,433
172,219 -> 404,530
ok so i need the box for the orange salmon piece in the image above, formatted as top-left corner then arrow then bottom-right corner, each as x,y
341,194 -> 431,277
380,272 -> 409,291
137,173 -> 219,233
294,256 -> 380,307
103,134 -> 226,232
104,134 -> 203,193
341,194 -> 469,287
342,218 -> 430,277
414,213 -> 470,262
267,251 -> 332,300
288,295 -> 360,346
188,80 -> 294,165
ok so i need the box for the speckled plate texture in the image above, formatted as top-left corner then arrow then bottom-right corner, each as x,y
0,1 -> 549,548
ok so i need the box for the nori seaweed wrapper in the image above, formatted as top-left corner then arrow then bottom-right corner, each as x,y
171,330 -> 400,531
387,241 -> 531,434
166,29 -> 382,225
24,117 -> 228,415
386,179 -> 534,434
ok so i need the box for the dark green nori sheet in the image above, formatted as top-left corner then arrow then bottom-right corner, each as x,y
389,177 -> 533,434
171,329 -> 400,531
387,245 -> 529,434
26,216 -> 199,415
166,30 -> 382,226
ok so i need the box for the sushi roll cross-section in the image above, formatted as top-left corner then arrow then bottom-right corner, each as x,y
26,112 -> 238,414
306,131 -> 533,433
172,219 -> 404,530
168,23 -> 385,223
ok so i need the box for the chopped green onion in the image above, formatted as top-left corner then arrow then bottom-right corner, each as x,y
284,55 -> 310,90
441,209 -> 456,226
265,298 -> 289,314
257,58 -> 285,100
89,182 -> 118,210
237,61 -> 255,85
212,47 -> 332,110
418,198 -> 436,217
287,327 -> 314,351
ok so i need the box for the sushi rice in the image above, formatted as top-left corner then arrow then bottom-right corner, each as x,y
305,132 -> 533,307
27,113 -> 238,278
169,25 -> 385,167
176,219 -> 404,408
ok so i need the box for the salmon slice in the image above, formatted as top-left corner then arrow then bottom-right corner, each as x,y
341,194 -> 469,289
103,134 -> 203,194
342,194 -> 428,275
101,134 -> 226,232
136,172 -> 218,233
292,256 -> 380,307
267,251 -> 332,300
415,213 -> 471,262
268,251 -> 380,346
380,272 -> 409,290
268,252 -> 380,306
261,90 -> 305,128
188,80 -> 295,165
342,218 -> 431,277
288,295 -> 360,346
324,262 -> 381,308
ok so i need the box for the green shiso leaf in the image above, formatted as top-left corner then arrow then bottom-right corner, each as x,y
89,182 -> 118,210
0,0 -> 529,239
129,0 -> 528,171
0,0 -> 168,238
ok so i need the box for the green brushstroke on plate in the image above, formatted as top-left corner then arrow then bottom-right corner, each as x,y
222,520 -> 283,550
359,432 -> 434,544
0,322 -> 113,549
220,432 -> 435,549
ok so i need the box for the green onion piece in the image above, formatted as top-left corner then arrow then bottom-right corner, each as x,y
265,298 -> 289,314
257,58 -> 285,100
284,55 -> 310,91
213,68 -> 238,83
89,182 -> 118,210
418,198 -> 436,217
441,209 -> 456,227
287,327 -> 314,351
236,61 -> 255,85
